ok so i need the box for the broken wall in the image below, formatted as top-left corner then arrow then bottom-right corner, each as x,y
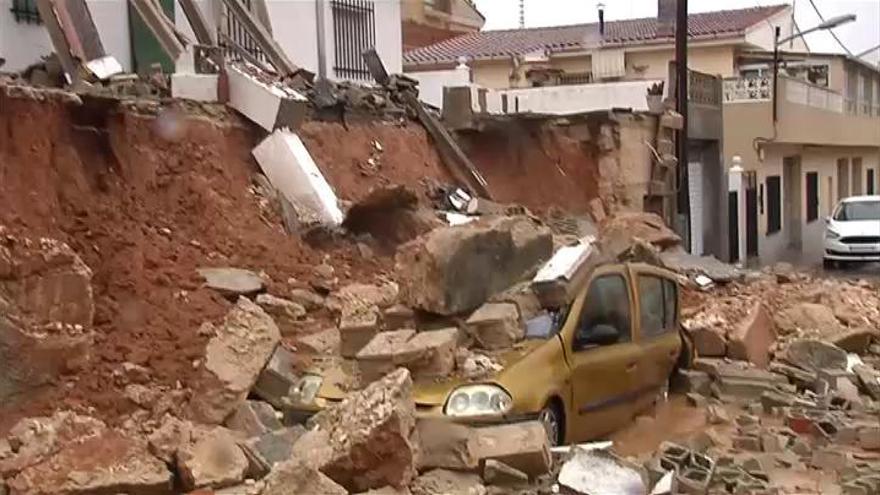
458,112 -> 660,215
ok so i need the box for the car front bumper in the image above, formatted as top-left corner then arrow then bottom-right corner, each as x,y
824,238 -> 880,261
284,399 -> 539,426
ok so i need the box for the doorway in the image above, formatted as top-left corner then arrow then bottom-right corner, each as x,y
837,158 -> 850,200
744,171 -> 759,257
852,158 -> 863,196
783,156 -> 802,249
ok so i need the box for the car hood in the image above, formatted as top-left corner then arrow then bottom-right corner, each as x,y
411,339 -> 549,406
829,220 -> 880,237
311,339 -> 552,407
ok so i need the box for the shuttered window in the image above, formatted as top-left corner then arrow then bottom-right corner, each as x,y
10,0 -> 41,24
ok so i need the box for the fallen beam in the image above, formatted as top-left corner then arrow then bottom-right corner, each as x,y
219,0 -> 298,76
129,0 -> 186,62
227,64 -> 308,132
177,0 -> 214,45
34,0 -> 84,82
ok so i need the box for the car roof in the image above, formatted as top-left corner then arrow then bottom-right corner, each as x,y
841,195 -> 880,203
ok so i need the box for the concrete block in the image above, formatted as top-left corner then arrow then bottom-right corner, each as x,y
465,302 -> 523,350
357,328 -> 458,382
472,422 -> 551,477
416,419 -> 479,471
253,347 -> 298,408
339,307 -> 380,358
171,73 -> 219,102
673,369 -> 712,395
727,302 -> 775,368
811,449 -> 849,471
252,129 -> 344,227
228,65 -> 307,132
689,327 -> 727,357
225,400 -> 282,437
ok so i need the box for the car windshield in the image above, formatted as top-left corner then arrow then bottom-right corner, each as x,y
834,201 -> 880,221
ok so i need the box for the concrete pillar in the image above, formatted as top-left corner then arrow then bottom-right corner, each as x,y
729,156 -> 747,266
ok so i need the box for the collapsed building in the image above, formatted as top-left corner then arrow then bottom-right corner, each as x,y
1,2 -> 879,495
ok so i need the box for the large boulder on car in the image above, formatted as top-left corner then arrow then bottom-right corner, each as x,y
397,216 -> 552,315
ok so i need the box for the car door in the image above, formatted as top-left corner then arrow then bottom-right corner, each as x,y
632,266 -> 682,414
561,266 -> 643,442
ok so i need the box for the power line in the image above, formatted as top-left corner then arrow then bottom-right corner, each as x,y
805,0 -> 854,56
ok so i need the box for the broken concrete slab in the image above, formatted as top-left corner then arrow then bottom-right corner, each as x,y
252,129 -> 344,227
190,297 -> 281,424
558,448 -> 646,495
8,431 -> 171,495
688,327 -> 727,358
252,346 -> 298,409
224,400 -> 282,437
784,339 -> 849,372
177,427 -> 249,491
472,421 -> 551,478
774,303 -> 841,335
228,65 -> 308,132
531,236 -> 597,308
410,469 -> 486,495
197,267 -> 265,298
256,293 -> 306,334
262,460 -> 348,495
416,419 -> 479,471
310,368 -> 417,492
727,301 -> 776,368
465,302 -> 523,350
147,416 -> 195,465
339,305 -> 381,358
288,287 -> 326,311
357,328 -> 458,382
240,426 -> 306,472
398,216 -> 553,315
293,327 -> 341,355
482,459 -> 529,487
171,73 -> 219,102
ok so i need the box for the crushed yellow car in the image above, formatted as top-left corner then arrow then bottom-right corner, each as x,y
286,262 -> 688,445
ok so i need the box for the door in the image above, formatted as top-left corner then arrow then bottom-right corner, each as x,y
563,268 -> 641,442
633,269 -> 681,414
852,158 -> 864,196
728,190 -> 739,263
838,158 -> 850,200
868,169 -> 876,195
745,172 -> 759,257
688,161 -> 704,255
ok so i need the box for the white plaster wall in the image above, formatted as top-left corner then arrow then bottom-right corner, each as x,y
744,7 -> 808,53
492,80 -> 661,115
0,0 -> 131,72
407,67 -> 470,108
372,0 -> 401,74
175,0 -> 217,43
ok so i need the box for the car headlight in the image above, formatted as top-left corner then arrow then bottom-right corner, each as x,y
289,375 -> 323,404
826,229 -> 841,239
444,384 -> 512,417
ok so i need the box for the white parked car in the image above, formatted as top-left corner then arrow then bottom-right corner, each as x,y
824,195 -> 880,268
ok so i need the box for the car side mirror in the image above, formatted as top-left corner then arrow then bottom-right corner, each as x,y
824,216 -> 831,225
577,324 -> 620,348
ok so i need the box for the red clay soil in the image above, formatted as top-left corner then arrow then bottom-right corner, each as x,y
299,120 -> 454,204
460,120 -> 601,214
0,92 -> 399,430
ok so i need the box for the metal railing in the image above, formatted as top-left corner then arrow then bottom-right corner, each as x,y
221,0 -> 270,67
688,69 -> 722,106
331,0 -> 375,81
10,0 -> 41,24
723,76 -> 771,102
558,71 -> 593,86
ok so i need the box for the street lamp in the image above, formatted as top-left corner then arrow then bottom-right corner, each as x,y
772,14 -> 856,121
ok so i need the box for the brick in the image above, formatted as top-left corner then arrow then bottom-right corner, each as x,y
727,302 -> 776,368
472,422 -> 551,477
465,303 -> 523,350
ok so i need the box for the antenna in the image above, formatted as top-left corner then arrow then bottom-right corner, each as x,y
519,0 -> 525,28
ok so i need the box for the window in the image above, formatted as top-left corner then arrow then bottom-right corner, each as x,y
766,175 -> 782,234
331,0 -> 376,81
10,0 -> 41,24
868,169 -> 876,196
575,274 -> 632,347
638,276 -> 678,338
806,172 -> 819,222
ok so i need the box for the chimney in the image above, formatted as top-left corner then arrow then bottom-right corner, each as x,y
657,0 -> 676,37
597,2 -> 605,37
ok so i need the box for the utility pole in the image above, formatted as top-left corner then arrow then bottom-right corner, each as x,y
675,0 -> 690,248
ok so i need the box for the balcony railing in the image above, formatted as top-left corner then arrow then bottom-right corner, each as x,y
688,70 -> 722,106
723,76 -> 771,102
783,77 -> 843,113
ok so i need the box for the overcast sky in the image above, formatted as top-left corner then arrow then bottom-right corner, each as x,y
471,0 -> 880,64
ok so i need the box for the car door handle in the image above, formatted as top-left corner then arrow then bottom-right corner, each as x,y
625,362 -> 638,372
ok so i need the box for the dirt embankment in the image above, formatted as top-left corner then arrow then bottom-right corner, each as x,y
0,92 -> 443,429
459,120 -> 601,214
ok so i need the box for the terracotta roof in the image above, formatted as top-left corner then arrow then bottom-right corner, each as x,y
404,5 -> 788,66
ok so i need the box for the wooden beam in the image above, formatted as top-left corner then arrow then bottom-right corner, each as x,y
177,0 -> 214,45
129,0 -> 185,62
218,0 -> 298,76
34,0 -> 81,83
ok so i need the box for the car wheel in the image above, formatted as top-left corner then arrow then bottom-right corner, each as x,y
538,403 -> 564,446
823,258 -> 836,270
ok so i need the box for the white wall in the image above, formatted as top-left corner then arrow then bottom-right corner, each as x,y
744,7 -> 808,53
407,67 -> 470,108
486,80 -> 661,115
0,0 -> 131,73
